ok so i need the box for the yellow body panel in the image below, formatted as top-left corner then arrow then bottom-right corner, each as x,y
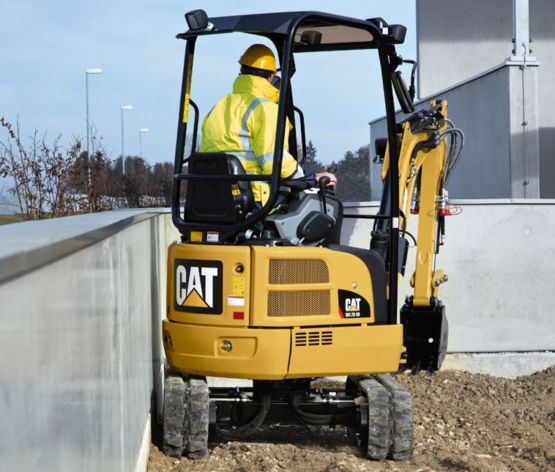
167,242 -> 251,327
163,321 -> 404,380
287,324 -> 404,378
250,246 -> 377,327
163,321 -> 290,380
164,243 -> 404,379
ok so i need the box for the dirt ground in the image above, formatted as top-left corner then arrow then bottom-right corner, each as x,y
148,367 -> 555,472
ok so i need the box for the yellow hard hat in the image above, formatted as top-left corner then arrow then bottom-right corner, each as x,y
238,44 -> 277,73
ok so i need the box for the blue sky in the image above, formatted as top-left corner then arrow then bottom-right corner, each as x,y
0,1 -> 415,166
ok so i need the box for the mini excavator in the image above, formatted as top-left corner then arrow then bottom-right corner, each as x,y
161,10 -> 463,460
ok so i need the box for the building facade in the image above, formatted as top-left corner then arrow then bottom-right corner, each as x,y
369,0 -> 555,199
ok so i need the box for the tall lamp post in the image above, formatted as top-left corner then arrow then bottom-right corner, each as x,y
120,105 -> 133,176
139,128 -> 149,157
85,68 -> 103,157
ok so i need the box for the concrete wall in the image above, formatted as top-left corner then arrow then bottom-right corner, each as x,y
416,0 -> 555,198
531,1 -> 555,197
342,200 -> 555,353
370,55 -> 544,199
370,65 -> 518,201
416,0 -> 513,98
0,210 -> 178,472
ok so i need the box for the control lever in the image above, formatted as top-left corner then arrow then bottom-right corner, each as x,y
324,164 -> 337,196
319,175 -> 331,214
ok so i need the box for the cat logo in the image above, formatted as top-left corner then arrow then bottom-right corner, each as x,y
174,259 -> 223,314
345,297 -> 361,313
338,289 -> 370,319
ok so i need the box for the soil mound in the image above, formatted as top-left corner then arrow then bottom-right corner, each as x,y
148,367 -> 555,472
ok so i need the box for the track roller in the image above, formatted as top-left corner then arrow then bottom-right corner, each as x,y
162,374 -> 209,459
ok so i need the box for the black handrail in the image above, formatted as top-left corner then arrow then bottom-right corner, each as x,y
293,106 -> 307,165
379,44 -> 401,325
189,99 -> 200,153
171,38 -> 196,231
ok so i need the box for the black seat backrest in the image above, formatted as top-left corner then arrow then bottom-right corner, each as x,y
185,152 -> 255,224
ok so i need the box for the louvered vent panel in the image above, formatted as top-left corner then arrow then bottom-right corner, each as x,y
268,290 -> 330,317
321,331 -> 333,345
295,332 -> 307,346
269,259 -> 329,285
295,330 -> 333,347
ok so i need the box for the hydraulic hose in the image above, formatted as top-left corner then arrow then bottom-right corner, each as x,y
289,392 -> 332,425
216,393 -> 271,440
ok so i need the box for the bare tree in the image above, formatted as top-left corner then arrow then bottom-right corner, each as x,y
0,116 -> 177,218
0,117 -> 111,219
150,162 -> 174,206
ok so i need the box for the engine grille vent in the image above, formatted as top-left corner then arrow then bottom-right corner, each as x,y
295,330 -> 333,347
269,258 -> 329,285
268,290 -> 330,317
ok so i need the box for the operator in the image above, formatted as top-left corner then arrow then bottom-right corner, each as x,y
199,44 -> 336,205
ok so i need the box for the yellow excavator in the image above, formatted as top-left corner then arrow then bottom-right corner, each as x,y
161,9 -> 463,460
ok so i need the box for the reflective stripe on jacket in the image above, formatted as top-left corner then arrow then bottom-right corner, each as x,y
199,74 -> 303,203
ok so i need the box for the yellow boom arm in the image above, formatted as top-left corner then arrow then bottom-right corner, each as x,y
378,100 -> 456,371
381,100 -> 449,307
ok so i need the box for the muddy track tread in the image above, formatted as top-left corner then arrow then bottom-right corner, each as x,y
162,375 -> 186,457
184,376 -> 209,459
374,374 -> 413,460
350,375 -> 390,460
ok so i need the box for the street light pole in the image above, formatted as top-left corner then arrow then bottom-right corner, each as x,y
139,128 -> 149,157
120,105 -> 133,176
84,68 -> 103,157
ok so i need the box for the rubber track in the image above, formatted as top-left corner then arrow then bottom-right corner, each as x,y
352,376 -> 390,460
162,375 -> 209,459
184,376 -> 209,459
350,374 -> 413,461
374,374 -> 413,460
162,375 -> 186,457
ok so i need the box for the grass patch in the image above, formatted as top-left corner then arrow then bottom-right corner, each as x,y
0,214 -> 25,226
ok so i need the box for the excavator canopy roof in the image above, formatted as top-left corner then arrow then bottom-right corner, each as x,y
177,11 -> 406,52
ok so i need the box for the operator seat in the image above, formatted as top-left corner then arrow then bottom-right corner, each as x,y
185,153 -> 254,224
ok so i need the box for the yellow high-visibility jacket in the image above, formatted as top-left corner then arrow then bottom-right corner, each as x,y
199,74 -> 303,203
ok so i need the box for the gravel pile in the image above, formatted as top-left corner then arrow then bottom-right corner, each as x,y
148,366 -> 555,472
